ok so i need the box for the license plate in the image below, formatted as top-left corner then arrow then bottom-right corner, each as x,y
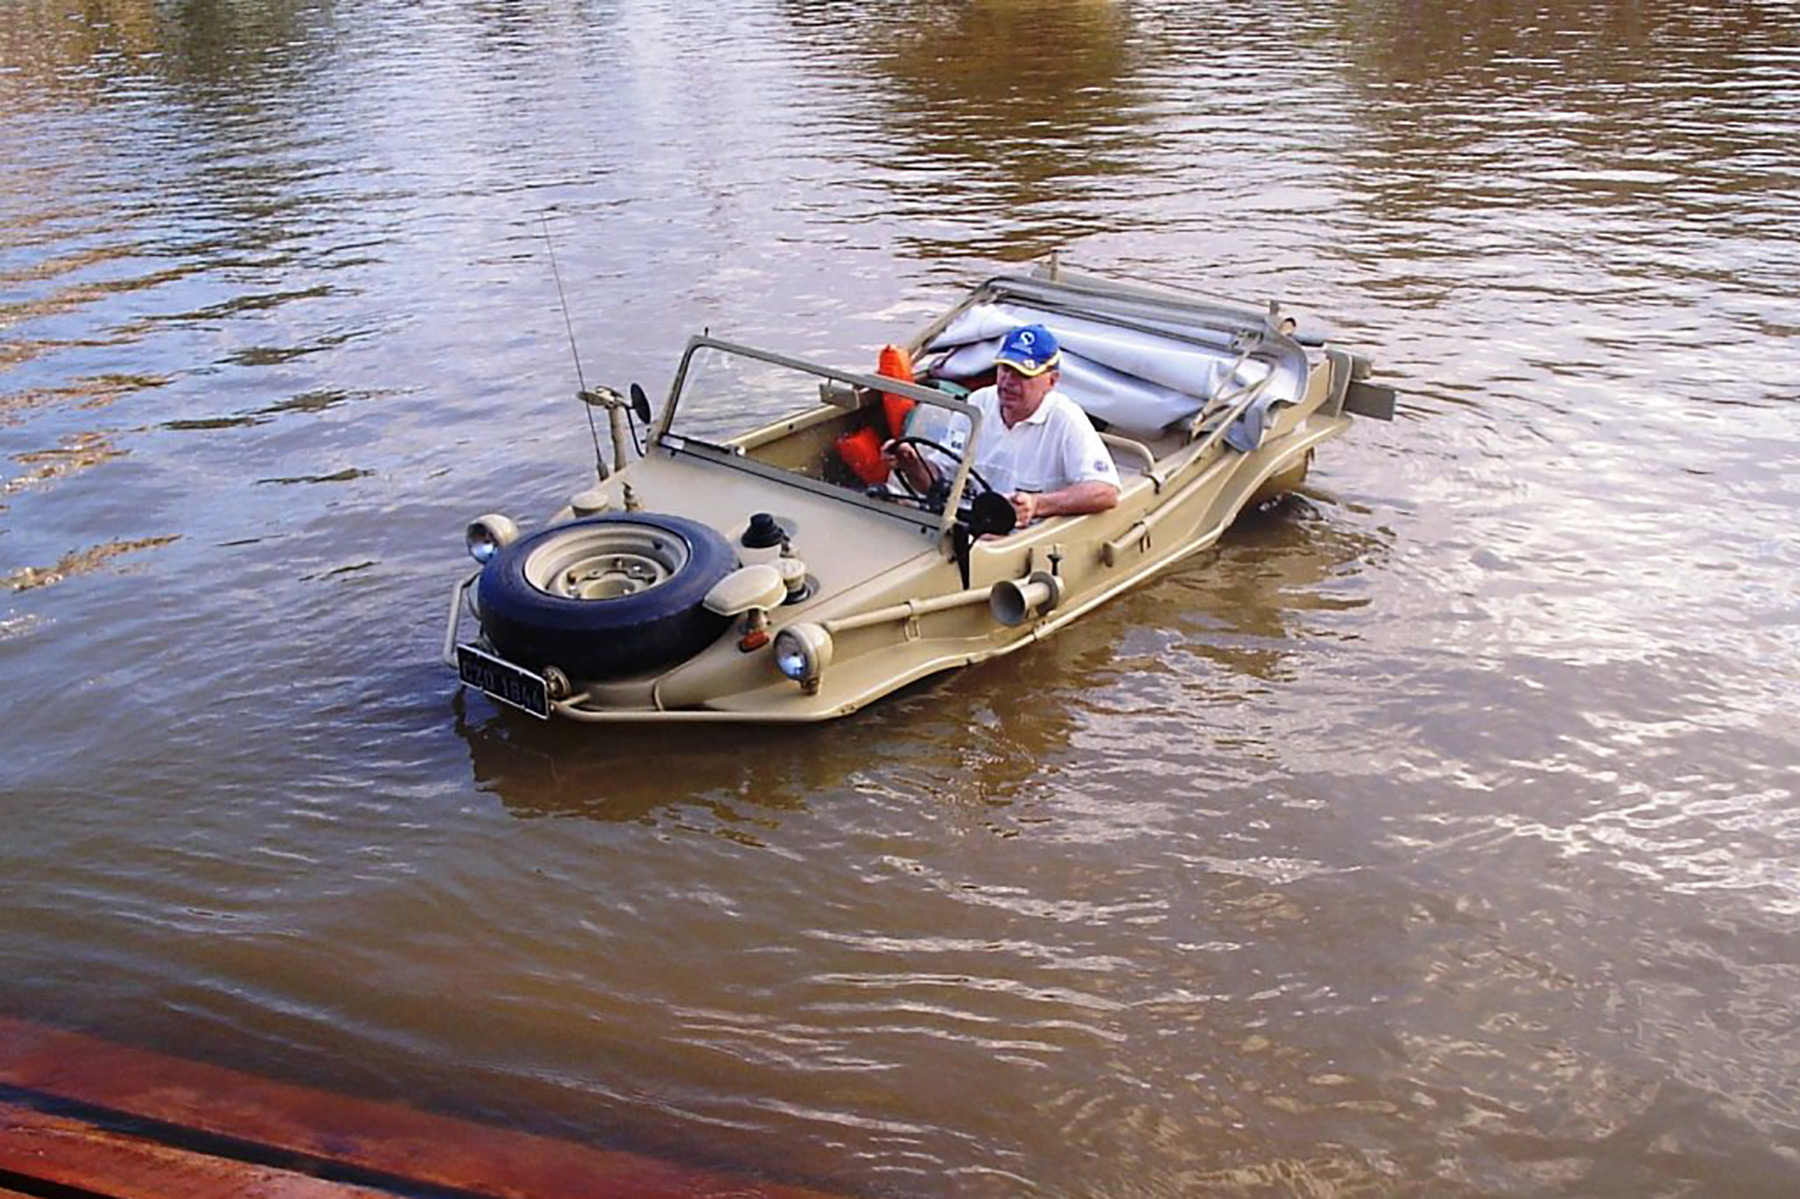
456,644 -> 550,719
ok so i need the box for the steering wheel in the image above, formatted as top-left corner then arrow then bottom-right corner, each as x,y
886,435 -> 997,508
885,435 -> 1016,539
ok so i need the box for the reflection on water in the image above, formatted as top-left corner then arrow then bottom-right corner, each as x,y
461,710 -> 824,826
1339,0 -> 1800,275
780,0 -> 1152,260
790,1 -> 1143,171
3,0 -> 1800,1196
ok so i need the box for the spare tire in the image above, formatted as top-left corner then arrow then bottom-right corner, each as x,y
476,513 -> 737,679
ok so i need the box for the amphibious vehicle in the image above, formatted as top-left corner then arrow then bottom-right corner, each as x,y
444,265 -> 1393,722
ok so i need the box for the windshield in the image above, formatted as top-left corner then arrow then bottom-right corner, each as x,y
661,339 -> 979,525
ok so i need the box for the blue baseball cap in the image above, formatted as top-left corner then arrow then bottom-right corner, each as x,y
994,324 -> 1061,377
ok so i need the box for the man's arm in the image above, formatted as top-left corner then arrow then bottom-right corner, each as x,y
1011,480 -> 1120,525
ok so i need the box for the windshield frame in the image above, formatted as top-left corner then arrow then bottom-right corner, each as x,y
654,336 -> 986,538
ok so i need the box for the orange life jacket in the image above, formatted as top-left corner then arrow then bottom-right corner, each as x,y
877,343 -> 916,438
834,426 -> 888,486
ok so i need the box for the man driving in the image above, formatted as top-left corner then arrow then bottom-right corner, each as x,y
883,324 -> 1120,528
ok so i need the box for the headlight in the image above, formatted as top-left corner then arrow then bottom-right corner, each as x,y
465,514 -> 521,564
772,623 -> 833,691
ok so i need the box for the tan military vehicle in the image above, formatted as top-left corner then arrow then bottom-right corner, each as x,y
444,265 -> 1394,722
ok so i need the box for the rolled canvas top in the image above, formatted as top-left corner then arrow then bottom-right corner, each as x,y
927,302 -> 1301,444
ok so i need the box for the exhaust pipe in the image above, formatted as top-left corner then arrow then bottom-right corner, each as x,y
990,571 -> 1066,628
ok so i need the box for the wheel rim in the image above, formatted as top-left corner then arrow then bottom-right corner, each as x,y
522,524 -> 692,601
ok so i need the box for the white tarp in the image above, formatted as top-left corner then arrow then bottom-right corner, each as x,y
928,302 -> 1301,447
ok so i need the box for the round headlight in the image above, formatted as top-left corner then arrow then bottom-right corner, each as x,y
465,513 -> 521,564
772,623 -> 833,688
773,637 -> 808,680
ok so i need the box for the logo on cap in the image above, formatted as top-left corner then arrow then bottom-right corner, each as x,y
995,323 -> 1062,377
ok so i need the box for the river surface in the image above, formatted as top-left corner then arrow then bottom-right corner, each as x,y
3,1 -> 1798,1195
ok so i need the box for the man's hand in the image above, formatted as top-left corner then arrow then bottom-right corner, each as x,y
879,439 -> 920,472
1008,481 -> 1120,526
881,439 -> 935,495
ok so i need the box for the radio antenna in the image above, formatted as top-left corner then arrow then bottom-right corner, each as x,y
539,213 -> 607,480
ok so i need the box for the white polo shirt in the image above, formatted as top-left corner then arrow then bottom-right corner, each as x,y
962,385 -> 1121,497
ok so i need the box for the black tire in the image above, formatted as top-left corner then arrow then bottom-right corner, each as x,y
476,513 -> 737,679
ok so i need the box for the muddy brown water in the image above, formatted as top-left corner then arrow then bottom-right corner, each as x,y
3,1 -> 1798,1195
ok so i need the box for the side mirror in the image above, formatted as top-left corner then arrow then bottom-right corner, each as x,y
966,490 -> 1016,538
629,383 -> 652,424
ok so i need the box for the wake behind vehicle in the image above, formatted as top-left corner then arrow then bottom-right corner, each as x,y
444,264 -> 1394,723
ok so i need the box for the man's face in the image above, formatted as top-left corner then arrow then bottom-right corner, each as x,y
995,364 -> 1056,426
